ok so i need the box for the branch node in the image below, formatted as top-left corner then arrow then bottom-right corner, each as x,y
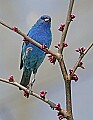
40,90 -> 47,98
66,74 -> 71,81
56,53 -> 63,62
11,26 -> 18,32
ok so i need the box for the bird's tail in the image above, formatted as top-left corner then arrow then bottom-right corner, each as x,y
19,68 -> 32,90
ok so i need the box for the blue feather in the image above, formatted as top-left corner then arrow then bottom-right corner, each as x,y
19,15 -> 52,88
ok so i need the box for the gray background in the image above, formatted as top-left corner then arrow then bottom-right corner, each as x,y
0,0 -> 93,120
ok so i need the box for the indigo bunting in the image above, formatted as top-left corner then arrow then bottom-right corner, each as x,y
19,15 -> 52,88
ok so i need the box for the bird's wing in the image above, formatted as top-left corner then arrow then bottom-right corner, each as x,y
20,24 -> 52,69
20,42 -> 24,70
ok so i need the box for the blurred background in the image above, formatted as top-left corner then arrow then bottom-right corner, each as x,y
0,0 -> 93,120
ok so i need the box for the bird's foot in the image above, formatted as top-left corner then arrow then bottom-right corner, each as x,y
25,82 -> 34,98
30,78 -> 35,89
24,84 -> 33,98
26,78 -> 35,90
24,78 -> 35,98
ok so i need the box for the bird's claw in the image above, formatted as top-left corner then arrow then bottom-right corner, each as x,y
31,78 -> 35,89
27,78 -> 35,90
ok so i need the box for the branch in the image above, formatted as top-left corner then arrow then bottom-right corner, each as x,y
0,20 -> 60,61
0,77 -> 68,119
70,42 -> 93,78
59,56 -> 68,80
58,0 -> 75,80
58,0 -> 75,120
58,0 -> 74,54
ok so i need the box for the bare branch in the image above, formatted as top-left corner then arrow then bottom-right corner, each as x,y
59,56 -> 68,80
57,0 -> 75,80
71,42 -> 93,77
58,1 -> 75,120
0,77 -> 68,118
58,0 -> 75,54
0,20 -> 60,60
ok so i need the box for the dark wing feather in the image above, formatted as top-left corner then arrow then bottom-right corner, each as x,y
20,51 -> 23,69
20,42 -> 24,70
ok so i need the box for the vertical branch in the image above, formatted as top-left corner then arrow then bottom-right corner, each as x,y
58,56 -> 68,80
58,0 -> 75,54
58,0 -> 75,120
65,80 -> 73,120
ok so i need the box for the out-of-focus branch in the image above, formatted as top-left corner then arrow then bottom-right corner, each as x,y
0,77 -> 68,119
0,20 -> 60,61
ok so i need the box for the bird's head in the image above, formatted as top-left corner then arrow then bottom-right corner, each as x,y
35,15 -> 51,28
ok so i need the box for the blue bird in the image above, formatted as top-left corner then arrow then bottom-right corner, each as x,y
19,15 -> 52,89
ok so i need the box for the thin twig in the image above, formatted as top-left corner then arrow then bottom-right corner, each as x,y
71,42 -> 93,77
0,77 -> 68,118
